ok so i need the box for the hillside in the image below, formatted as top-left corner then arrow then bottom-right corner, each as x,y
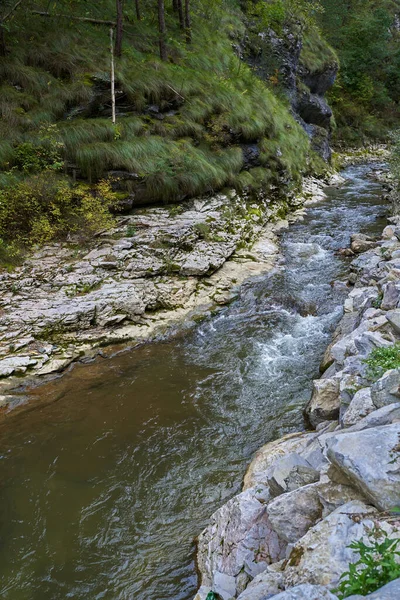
0,0 -> 338,260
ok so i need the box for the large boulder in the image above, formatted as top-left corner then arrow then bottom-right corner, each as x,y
371,369 -> 400,408
342,388 -> 375,428
326,423 -> 400,511
282,501 -> 385,589
196,486 -> 286,600
381,282 -> 400,310
305,378 -> 340,428
267,484 -> 323,543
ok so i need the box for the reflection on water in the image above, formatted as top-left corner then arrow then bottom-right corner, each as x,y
0,165 -> 388,600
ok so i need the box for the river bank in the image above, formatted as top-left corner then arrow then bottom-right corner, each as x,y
0,163 -> 355,410
194,164 -> 400,600
0,148 -> 390,412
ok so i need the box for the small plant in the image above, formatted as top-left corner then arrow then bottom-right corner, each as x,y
363,343 -> 400,380
371,291 -> 383,309
335,527 -> 400,599
126,225 -> 136,237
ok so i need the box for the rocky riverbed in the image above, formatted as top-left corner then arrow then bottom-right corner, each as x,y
194,173 -> 400,600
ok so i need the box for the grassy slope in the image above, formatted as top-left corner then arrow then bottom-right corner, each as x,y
0,0 -> 334,204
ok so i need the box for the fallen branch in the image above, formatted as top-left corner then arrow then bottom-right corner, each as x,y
31,11 -> 116,26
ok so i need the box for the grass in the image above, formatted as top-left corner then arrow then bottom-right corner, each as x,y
363,343 -> 400,380
0,0 -> 331,220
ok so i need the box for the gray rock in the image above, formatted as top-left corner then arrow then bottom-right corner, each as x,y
196,486 -> 286,599
350,234 -> 377,254
342,388 -> 375,427
326,423 -> 400,510
382,282 -> 400,310
270,584 -> 339,599
371,369 -> 400,409
386,309 -> 400,335
236,566 -> 284,599
267,484 -> 322,543
346,578 -> 400,599
349,402 -> 400,431
0,355 -> 37,377
266,453 -> 320,497
244,431 -> 320,490
305,378 -> 340,428
283,501 -> 386,589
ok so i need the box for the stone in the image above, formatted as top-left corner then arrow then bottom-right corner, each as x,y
244,431 -> 320,490
386,309 -> 400,335
346,578 -> 400,599
269,585 -> 339,599
326,423 -> 400,510
342,388 -> 375,427
349,402 -> 400,431
266,453 -> 320,497
350,234 -> 377,254
0,355 -> 37,377
236,566 -> 284,599
305,378 -> 340,428
382,225 -> 396,239
282,501 -> 381,589
196,486 -> 286,600
267,484 -> 323,543
371,369 -> 400,409
381,282 -> 400,310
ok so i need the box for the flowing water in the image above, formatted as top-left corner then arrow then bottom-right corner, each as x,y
0,165 -> 388,600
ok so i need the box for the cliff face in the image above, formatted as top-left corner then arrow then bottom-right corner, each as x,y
243,23 -> 338,161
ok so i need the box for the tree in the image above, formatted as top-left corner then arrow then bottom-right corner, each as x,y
134,0 -> 141,20
158,0 -> 167,61
184,0 -> 191,43
0,0 -> 24,56
115,0 -> 123,57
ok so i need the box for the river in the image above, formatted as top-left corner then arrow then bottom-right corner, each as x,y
0,164 -> 388,600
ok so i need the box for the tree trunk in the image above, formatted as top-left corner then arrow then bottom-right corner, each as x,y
184,0 -> 191,43
110,27 -> 116,125
158,0 -> 167,61
134,0 -> 141,20
115,0 -> 123,57
0,23 -> 6,56
177,0 -> 184,29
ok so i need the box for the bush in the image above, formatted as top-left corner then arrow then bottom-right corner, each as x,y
0,173 -> 117,247
13,124 -> 65,173
363,343 -> 400,381
335,527 -> 400,599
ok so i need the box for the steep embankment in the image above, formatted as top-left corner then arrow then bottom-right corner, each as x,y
0,0 -> 336,254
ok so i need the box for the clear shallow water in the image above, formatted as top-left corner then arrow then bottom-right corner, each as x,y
0,165 -> 388,600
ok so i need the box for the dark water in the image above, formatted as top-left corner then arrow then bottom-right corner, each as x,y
0,165 -> 388,600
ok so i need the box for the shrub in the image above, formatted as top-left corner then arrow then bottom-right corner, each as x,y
0,173 -> 116,248
363,343 -> 400,380
13,124 -> 65,173
335,527 -> 400,599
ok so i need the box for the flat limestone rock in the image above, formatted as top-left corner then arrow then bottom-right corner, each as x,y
326,423 -> 400,510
